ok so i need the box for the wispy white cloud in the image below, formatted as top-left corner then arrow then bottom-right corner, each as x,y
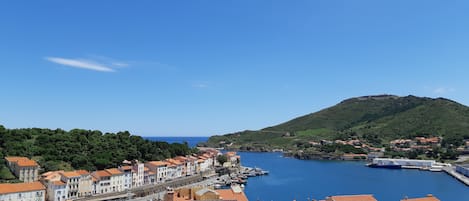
45,57 -> 115,72
192,82 -> 210,88
433,87 -> 455,94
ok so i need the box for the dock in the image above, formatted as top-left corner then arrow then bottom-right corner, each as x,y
443,166 -> 469,186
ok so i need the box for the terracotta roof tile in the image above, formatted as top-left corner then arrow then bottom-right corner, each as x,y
147,161 -> 169,167
60,171 -> 81,178
52,181 -> 66,186
401,195 -> 440,201
16,159 -> 39,167
120,166 -> 132,171
216,189 -> 248,201
75,170 -> 90,176
329,195 -> 377,201
4,156 -> 29,162
0,182 -> 45,194
105,168 -> 123,175
94,170 -> 112,178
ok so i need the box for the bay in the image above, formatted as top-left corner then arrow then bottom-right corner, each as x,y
239,152 -> 469,201
147,137 -> 469,201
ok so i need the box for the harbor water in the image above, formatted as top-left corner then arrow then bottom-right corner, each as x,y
239,152 -> 469,201
148,137 -> 469,201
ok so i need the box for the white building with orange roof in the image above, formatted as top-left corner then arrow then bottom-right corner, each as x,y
5,156 -> 40,182
75,170 -> 92,197
118,165 -> 133,190
173,156 -> 188,176
188,156 -> 199,175
92,170 -> 112,194
104,168 -> 124,192
165,159 -> 183,180
60,171 -> 81,199
197,156 -> 210,172
41,171 -> 68,201
0,181 -> 46,201
131,160 -> 145,187
145,161 -> 168,183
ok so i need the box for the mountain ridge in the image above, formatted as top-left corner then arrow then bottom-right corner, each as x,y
206,95 -> 469,151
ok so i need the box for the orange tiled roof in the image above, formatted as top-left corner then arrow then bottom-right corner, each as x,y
16,159 -> 39,167
60,171 -> 81,178
148,161 -> 168,167
144,167 -> 150,172
148,171 -> 156,175
4,156 -> 29,162
94,170 -> 112,178
105,168 -> 123,175
216,189 -> 248,201
121,165 -> 132,171
52,180 -> 66,186
75,170 -> 90,175
0,182 -> 45,194
401,195 -> 440,201
329,195 -> 377,201
166,159 -> 182,165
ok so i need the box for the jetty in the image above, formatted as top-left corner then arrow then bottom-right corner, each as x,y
443,166 -> 469,186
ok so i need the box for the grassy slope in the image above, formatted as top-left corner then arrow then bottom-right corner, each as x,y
207,95 -> 469,149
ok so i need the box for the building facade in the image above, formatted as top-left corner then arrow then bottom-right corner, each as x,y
0,181 -> 46,201
60,171 -> 81,199
5,157 -> 40,182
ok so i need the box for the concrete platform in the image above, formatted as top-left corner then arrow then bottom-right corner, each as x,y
443,166 -> 469,186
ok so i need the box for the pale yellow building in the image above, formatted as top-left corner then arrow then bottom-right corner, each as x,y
76,170 -> 93,197
5,156 -> 40,182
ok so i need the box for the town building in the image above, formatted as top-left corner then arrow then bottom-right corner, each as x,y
0,181 -> 46,201
104,168 -> 125,192
131,160 -> 145,187
76,170 -> 93,197
326,194 -> 377,201
60,171 -> 81,199
119,166 -> 133,190
4,156 -> 40,182
401,194 -> 440,201
163,185 -> 248,201
145,161 -> 168,183
41,171 -> 68,201
92,170 -> 112,194
166,159 -> 183,180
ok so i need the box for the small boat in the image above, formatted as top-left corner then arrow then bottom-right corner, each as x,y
366,163 -> 401,169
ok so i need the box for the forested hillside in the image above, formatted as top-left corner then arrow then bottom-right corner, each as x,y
0,125 -> 195,181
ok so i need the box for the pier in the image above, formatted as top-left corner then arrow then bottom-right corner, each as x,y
443,166 -> 469,186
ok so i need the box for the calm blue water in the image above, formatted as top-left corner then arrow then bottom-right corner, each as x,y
145,136 -> 208,147
148,137 -> 469,201
240,152 -> 469,201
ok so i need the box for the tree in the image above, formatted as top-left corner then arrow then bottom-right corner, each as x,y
217,155 -> 228,165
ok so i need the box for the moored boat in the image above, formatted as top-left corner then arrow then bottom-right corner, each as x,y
366,163 -> 402,169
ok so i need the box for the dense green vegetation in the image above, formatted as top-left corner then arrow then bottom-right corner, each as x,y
207,95 -> 469,151
0,125 -> 195,181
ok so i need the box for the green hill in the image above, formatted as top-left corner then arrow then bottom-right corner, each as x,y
0,126 -> 195,182
206,95 -> 469,151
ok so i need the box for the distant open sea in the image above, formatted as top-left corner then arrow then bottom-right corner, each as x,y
147,137 -> 469,201
145,136 -> 209,147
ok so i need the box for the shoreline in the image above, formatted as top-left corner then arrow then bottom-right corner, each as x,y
214,148 -> 469,187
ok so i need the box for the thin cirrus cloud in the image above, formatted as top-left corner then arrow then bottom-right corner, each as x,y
45,57 -> 128,72
433,87 -> 455,94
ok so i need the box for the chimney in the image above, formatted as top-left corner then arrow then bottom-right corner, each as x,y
427,194 -> 434,197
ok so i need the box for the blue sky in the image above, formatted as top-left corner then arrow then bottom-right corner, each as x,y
1,0 -> 469,136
